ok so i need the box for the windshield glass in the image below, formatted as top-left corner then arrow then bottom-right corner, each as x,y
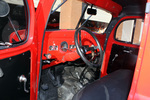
0,0 -> 27,44
46,0 -> 112,34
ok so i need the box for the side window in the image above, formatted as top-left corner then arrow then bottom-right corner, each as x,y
0,0 -> 27,45
115,19 -> 144,45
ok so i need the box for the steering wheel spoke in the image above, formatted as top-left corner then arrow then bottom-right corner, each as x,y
86,46 -> 99,52
79,46 -> 87,54
79,31 -> 82,46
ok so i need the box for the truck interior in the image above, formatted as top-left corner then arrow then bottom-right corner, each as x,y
38,0 -> 146,100
0,0 -> 147,100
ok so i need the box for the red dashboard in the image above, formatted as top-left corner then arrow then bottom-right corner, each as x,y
42,29 -> 106,69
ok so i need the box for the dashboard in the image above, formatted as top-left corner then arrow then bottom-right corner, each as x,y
42,30 -> 106,69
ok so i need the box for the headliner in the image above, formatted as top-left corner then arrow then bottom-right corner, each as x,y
112,0 -> 147,7
82,0 -> 146,17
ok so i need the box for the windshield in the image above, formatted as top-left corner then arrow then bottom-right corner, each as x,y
0,0 -> 27,44
46,0 -> 112,34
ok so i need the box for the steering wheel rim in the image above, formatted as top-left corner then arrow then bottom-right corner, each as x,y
74,27 -> 103,67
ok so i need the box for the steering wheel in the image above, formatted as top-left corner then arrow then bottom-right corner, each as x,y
74,27 -> 103,67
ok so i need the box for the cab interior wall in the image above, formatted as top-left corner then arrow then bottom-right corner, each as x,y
103,4 -> 145,73
38,0 -> 146,100
0,51 -> 30,100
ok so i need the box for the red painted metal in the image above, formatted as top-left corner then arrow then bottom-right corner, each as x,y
128,3 -> 150,99
34,0 -> 150,100
0,0 -> 37,100
101,16 -> 142,77
3,0 -> 148,99
82,0 -> 122,17
42,30 -> 106,69
47,23 -> 59,28
35,0 -> 55,99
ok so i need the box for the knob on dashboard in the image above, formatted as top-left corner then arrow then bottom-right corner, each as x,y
44,53 -> 52,59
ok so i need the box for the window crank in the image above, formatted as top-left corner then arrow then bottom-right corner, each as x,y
18,75 -> 29,93
112,54 -> 118,62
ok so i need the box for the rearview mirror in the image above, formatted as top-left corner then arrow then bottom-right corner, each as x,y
87,8 -> 97,15
0,0 -> 10,17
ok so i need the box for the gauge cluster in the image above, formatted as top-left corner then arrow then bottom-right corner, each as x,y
49,45 -> 58,51
48,42 -> 76,52
69,45 -> 76,49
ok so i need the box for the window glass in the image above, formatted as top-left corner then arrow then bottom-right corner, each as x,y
133,19 -> 144,44
81,6 -> 112,34
33,0 -> 40,8
46,0 -> 61,30
46,0 -> 112,33
0,0 -> 27,44
115,19 -> 143,45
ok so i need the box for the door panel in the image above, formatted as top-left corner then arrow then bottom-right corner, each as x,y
0,0 -> 37,100
101,16 -> 142,77
0,51 -> 30,100
106,18 -> 143,73
107,44 -> 138,73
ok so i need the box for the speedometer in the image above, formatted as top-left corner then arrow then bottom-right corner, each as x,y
60,41 -> 68,52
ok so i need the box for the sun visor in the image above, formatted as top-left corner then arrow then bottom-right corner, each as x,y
82,0 -> 122,17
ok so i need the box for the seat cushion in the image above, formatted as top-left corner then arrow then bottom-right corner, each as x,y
73,69 -> 133,100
